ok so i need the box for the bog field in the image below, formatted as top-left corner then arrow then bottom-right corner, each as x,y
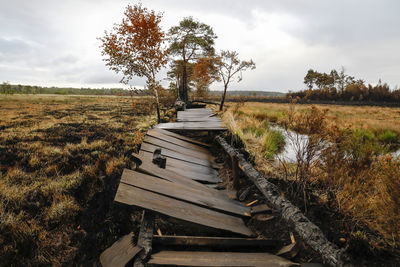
222,101 -> 400,259
0,95 -> 159,266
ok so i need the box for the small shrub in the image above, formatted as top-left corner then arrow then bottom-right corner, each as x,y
378,130 -> 398,144
354,129 -> 375,141
243,126 -> 265,138
263,129 -> 285,159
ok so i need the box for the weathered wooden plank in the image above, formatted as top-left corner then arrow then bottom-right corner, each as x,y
164,165 -> 220,184
140,151 -> 218,177
177,114 -> 219,119
144,136 -> 214,161
120,169 -> 249,217
147,129 -> 210,154
155,122 -> 226,131
177,118 -> 222,122
136,163 -> 225,201
152,235 -> 278,249
141,142 -> 217,168
100,233 -> 142,267
138,161 -> 216,192
147,251 -> 295,266
114,183 -> 253,236
152,128 -> 211,148
180,108 -> 213,113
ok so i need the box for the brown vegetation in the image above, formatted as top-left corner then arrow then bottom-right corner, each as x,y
0,95 -> 159,266
222,101 -> 400,260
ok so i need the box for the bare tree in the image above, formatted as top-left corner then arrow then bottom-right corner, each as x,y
216,50 -> 255,111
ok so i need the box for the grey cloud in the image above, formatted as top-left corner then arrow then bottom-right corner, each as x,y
0,0 -> 399,91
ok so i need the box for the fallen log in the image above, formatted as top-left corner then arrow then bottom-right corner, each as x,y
215,135 -> 352,267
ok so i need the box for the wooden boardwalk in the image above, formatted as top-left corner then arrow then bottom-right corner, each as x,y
100,108 -> 295,267
155,108 -> 226,131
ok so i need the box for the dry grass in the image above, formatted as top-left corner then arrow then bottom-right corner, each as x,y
222,101 -> 400,255
0,94 -> 157,265
230,102 -> 400,138
222,105 -> 285,174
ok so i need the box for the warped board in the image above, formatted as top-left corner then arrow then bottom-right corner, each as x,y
147,251 -> 295,266
120,169 -> 249,217
144,136 -> 214,161
147,129 -> 210,154
180,108 -> 213,113
141,142 -> 217,169
99,233 -> 142,267
152,128 -> 211,148
138,161 -> 216,192
140,151 -> 218,177
164,165 -> 220,184
177,118 -> 222,122
155,122 -> 226,131
152,235 -> 278,249
177,118 -> 221,122
115,183 -> 253,236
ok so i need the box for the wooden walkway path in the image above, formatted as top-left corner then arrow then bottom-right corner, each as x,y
155,108 -> 226,131
99,108 -> 296,267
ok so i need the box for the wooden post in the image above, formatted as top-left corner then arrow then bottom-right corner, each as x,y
133,211 -> 155,267
231,155 -> 239,189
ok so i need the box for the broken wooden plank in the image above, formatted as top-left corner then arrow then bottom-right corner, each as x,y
177,117 -> 222,122
140,150 -> 218,177
147,251 -> 296,266
138,161 -> 217,192
147,129 -> 210,153
120,169 -> 249,217
155,122 -> 226,131
138,152 -> 220,183
152,235 -> 278,249
100,233 -> 142,267
114,183 -> 253,236
133,211 -> 155,267
220,189 -> 238,200
144,136 -> 214,161
152,128 -> 211,148
141,142 -> 217,168
166,166 -> 220,184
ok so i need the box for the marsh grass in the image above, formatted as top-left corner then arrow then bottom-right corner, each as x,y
222,103 -> 285,172
0,94 -> 156,265
230,102 -> 400,148
223,101 -> 400,255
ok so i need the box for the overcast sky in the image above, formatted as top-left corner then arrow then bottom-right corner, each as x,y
0,0 -> 399,92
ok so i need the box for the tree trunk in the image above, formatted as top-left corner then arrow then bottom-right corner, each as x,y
182,62 -> 188,103
154,88 -> 161,123
150,80 -> 161,123
219,84 -> 228,111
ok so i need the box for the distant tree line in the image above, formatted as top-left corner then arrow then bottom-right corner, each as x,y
0,82 -> 152,96
288,68 -> 400,102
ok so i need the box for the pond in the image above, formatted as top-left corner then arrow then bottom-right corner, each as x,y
272,125 -> 400,162
270,125 -> 309,162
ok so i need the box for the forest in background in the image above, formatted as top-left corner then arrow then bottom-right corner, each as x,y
2,68 -> 399,104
